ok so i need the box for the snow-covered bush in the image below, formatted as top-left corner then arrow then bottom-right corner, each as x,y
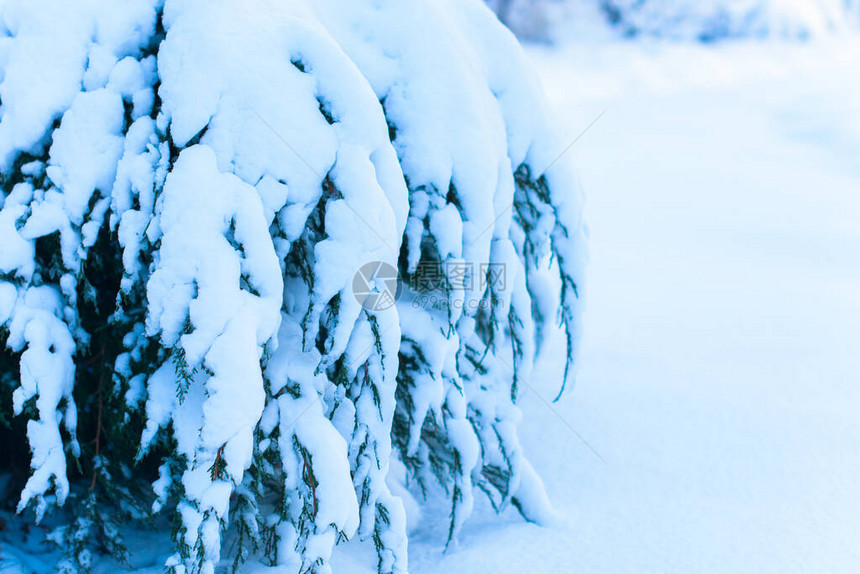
485,0 -> 616,42
485,0 -> 860,42
485,0 -> 557,40
601,0 -> 860,40
0,0 -> 585,572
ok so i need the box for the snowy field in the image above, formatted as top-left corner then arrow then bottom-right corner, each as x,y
394,39 -> 860,573
2,31 -> 859,574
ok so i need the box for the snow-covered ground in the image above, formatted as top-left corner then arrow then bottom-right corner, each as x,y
395,39 -> 860,573
3,34 -> 859,574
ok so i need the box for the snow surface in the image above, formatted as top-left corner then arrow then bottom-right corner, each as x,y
6,34 -> 852,574
2,10 -> 859,574
382,38 -> 860,574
